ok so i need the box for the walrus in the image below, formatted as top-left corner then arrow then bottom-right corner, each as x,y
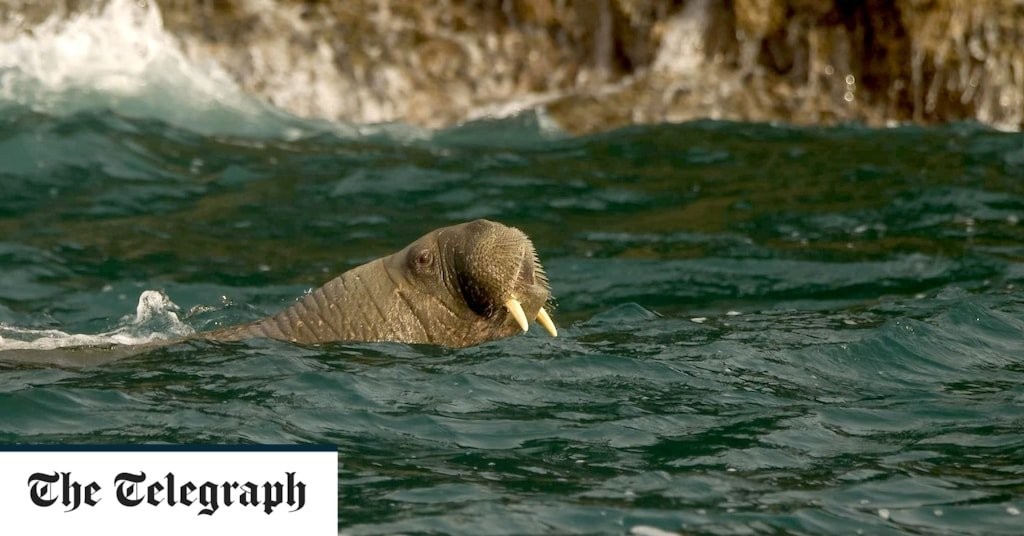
204,218 -> 557,347
0,219 -> 556,366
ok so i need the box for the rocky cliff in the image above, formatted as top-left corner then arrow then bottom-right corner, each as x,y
3,0 -> 1022,133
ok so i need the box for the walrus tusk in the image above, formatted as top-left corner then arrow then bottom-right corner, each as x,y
536,307 -> 557,337
505,298 -> 529,332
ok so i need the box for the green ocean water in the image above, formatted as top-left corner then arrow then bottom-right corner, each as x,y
1,107 -> 1024,535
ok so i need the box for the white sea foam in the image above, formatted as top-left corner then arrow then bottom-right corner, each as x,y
0,0 -> 316,137
0,290 -> 193,351
630,526 -> 681,536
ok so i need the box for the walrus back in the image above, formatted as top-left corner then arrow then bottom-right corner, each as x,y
202,289 -> 333,344
202,261 -> 397,345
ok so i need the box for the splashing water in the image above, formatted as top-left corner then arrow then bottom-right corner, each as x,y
0,0 -> 327,137
0,290 -> 193,351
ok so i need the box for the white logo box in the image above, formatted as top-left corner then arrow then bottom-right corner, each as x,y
0,445 -> 337,536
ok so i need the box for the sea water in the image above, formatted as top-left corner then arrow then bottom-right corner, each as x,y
1,2 -> 1023,535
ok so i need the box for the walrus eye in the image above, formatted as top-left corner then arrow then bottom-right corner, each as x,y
409,247 -> 434,273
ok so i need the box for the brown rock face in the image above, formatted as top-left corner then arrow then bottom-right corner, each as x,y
3,0 -> 1023,133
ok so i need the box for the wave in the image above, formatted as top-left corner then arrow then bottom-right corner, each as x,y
0,0 -> 350,138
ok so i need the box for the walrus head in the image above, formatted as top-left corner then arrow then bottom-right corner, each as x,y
206,219 -> 556,348
373,218 -> 555,346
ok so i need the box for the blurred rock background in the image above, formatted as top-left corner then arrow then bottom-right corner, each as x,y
2,0 -> 1023,133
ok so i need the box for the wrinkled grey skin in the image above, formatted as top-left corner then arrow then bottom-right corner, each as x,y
205,219 -> 551,347
0,220 -> 551,367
